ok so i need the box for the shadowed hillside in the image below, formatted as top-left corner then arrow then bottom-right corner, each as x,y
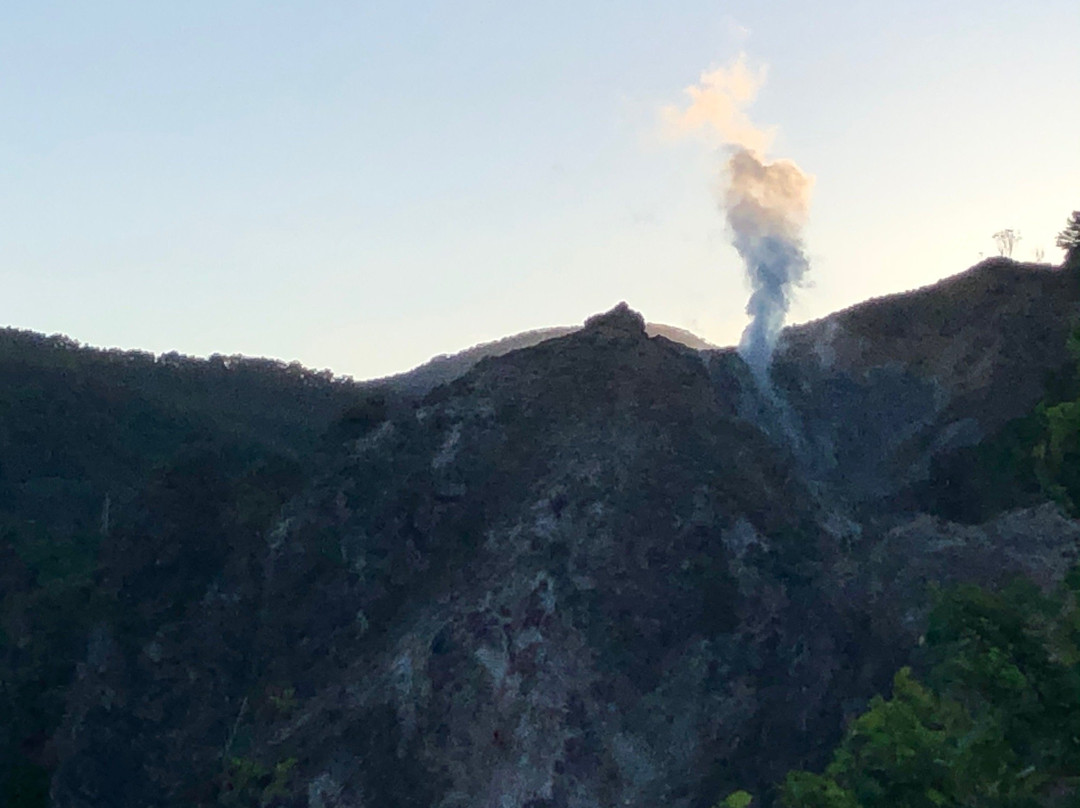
379,322 -> 717,396
4,257 -> 1080,807
0,332 -> 365,805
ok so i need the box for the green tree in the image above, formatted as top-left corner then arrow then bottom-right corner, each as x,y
719,790 -> 756,808
781,668 -> 976,808
777,576 -> 1080,808
1057,211 -> 1080,266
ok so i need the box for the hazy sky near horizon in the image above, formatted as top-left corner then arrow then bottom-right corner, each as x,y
3,1 -> 1078,379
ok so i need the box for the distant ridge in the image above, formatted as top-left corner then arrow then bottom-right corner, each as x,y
378,320 -> 718,395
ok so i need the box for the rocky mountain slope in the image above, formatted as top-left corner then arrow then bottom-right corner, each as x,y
772,258 -> 1080,508
21,259 -> 1080,806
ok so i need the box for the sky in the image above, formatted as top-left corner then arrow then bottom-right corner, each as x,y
2,1 -> 1078,380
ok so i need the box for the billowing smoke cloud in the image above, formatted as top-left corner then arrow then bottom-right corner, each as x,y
726,150 -> 812,374
664,54 -> 813,380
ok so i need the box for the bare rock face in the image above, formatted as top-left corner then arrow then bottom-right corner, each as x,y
52,262 -> 1080,807
770,259 -> 1080,504
581,301 -> 646,338
233,303 -> 840,807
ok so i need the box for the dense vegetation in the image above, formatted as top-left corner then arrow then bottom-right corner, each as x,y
723,572 -> 1080,808
0,329 -> 362,806
1056,212 -> 1080,268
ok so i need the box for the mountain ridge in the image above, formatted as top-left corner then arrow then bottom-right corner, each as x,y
376,320 -> 718,397
3,256 -> 1079,807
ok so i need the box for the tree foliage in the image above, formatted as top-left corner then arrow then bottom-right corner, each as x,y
1056,211 -> 1080,265
721,574 -> 1080,808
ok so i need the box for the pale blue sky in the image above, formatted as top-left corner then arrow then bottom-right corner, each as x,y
3,1 -> 1078,378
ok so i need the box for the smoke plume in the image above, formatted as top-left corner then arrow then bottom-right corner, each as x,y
664,54 -> 813,379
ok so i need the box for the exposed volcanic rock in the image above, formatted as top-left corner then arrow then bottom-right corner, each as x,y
52,261 -> 1080,807
769,258 -> 1080,505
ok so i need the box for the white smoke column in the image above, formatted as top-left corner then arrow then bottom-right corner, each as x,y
664,55 -> 814,380
726,149 -> 812,375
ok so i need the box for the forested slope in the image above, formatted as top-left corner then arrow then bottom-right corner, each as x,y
0,331 -> 363,805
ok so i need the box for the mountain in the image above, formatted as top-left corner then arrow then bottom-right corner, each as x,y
379,323 -> 717,397
3,257 -> 1080,807
0,332 -> 365,806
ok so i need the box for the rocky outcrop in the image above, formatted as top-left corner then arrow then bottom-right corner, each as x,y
376,310 -> 717,398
